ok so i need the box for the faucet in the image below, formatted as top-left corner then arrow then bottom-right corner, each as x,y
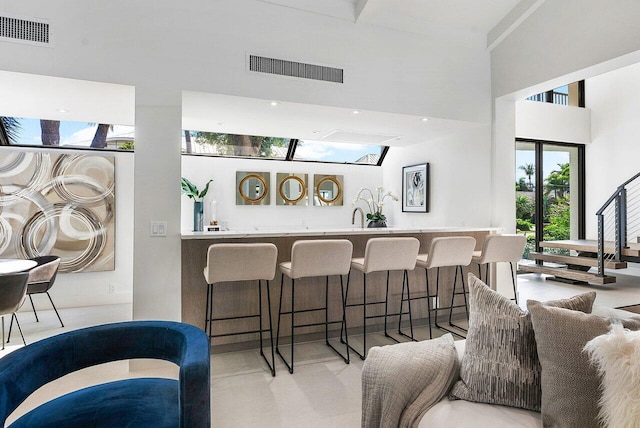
352,207 -> 364,228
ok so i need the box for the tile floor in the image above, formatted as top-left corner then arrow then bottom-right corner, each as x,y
3,270 -> 640,427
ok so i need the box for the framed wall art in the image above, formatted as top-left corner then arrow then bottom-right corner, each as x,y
402,163 -> 429,213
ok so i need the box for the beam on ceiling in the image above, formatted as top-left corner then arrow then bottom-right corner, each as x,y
487,0 -> 547,51
354,0 -> 371,22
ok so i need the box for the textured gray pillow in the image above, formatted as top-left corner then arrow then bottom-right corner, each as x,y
528,300 -> 640,427
449,274 -> 596,411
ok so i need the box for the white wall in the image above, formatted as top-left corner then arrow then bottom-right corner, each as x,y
382,124 -> 493,228
180,156 -> 383,231
584,62 -> 640,239
0,146 -> 135,311
515,101 -> 591,144
0,0 -> 490,123
0,0 -> 493,319
491,0 -> 640,100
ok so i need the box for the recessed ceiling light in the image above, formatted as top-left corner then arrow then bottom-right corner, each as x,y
217,122 -> 223,126
312,130 -> 320,134
352,110 -> 360,114
421,117 -> 429,122
270,101 -> 278,106
57,109 -> 68,113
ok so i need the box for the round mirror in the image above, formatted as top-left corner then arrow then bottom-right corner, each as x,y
238,174 -> 268,204
316,176 -> 342,205
279,176 -> 306,204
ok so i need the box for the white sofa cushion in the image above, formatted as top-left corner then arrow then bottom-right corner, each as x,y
418,398 -> 542,428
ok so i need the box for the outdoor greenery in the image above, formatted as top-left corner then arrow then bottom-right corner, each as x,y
189,132 -> 288,157
516,162 -> 571,258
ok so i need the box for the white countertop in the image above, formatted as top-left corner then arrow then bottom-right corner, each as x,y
181,226 -> 501,239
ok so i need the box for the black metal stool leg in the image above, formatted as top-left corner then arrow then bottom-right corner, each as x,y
265,279 -> 276,376
275,275 -> 295,373
258,279 -> 276,376
339,275 -> 350,363
397,269 -> 416,341
324,275 -> 350,364
340,272 -> 351,344
276,273 -> 285,354
205,282 -> 211,336
433,267 -> 466,339
510,262 -> 519,304
425,269 -> 433,339
384,271 -> 392,339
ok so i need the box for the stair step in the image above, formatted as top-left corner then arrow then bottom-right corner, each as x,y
519,264 -> 617,285
529,252 -> 627,269
540,240 -> 640,257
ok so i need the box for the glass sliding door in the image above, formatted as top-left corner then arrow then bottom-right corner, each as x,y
516,140 -> 585,260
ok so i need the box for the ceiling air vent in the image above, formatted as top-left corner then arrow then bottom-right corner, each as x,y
0,15 -> 50,46
249,54 -> 343,84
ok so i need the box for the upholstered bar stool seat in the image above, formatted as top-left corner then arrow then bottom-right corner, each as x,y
204,243 -> 278,376
276,239 -> 353,373
416,236 -> 476,338
472,234 -> 527,303
345,237 -> 420,360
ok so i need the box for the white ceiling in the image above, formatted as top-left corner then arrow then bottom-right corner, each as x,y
0,1 -> 519,148
260,0 -> 520,35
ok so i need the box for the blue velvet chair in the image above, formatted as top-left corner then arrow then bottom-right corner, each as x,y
0,321 -> 210,428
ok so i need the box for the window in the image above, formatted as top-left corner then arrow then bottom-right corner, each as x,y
526,81 -> 585,107
182,131 -> 389,165
293,140 -> 385,165
182,131 -> 290,159
0,116 -> 134,151
516,139 -> 585,260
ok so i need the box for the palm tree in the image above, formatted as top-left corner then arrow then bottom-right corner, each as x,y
545,162 -> 570,200
90,124 -> 113,148
40,119 -> 60,145
518,163 -> 535,190
0,116 -> 21,145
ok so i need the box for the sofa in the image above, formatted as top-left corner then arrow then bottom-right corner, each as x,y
362,274 -> 640,428
0,321 -> 211,428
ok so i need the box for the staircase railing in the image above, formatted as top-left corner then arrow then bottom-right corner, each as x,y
595,171 -> 640,276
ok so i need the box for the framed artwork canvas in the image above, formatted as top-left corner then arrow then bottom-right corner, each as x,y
402,163 -> 429,212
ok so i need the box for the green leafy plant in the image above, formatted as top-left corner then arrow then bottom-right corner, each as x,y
181,177 -> 213,201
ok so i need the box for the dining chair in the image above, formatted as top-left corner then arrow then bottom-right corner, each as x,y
0,272 -> 29,350
23,255 -> 63,326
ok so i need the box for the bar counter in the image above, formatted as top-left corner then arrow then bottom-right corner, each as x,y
181,226 -> 499,350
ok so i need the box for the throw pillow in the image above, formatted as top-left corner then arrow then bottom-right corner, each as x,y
584,324 -> 640,427
528,301 -> 640,428
449,274 -> 595,411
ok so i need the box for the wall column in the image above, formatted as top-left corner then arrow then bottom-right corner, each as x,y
492,97 -> 518,297
133,87 -> 182,321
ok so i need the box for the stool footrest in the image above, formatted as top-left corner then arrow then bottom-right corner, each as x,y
210,314 -> 260,322
210,328 -> 272,339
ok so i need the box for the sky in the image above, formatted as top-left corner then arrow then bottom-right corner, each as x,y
11,118 -> 379,162
11,118 -> 133,146
515,148 -> 572,182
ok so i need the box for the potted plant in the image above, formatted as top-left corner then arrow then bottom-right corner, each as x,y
353,186 -> 399,228
181,177 -> 213,231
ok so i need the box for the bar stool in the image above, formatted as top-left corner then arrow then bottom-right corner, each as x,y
276,239 -> 353,374
344,237 -> 420,360
472,234 -> 527,304
415,236 -> 476,339
203,243 -> 278,376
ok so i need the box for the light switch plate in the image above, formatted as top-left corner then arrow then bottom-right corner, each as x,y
150,221 -> 167,237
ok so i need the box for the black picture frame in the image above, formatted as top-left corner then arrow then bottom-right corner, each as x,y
402,163 -> 429,213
